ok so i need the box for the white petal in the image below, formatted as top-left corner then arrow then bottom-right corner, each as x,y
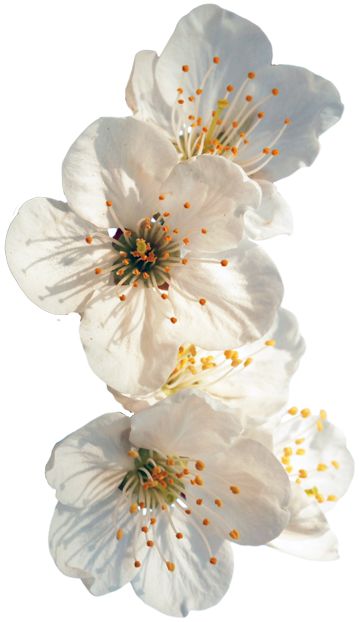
126,50 -> 172,134
127,5 -> 272,131
238,64 -> 343,182
270,485 -> 338,561
244,180 -> 293,240
131,507 -> 233,616
46,412 -> 133,508
129,391 -> 244,457
62,117 -> 179,229
158,155 -> 261,252
5,198 -> 112,314
206,308 -> 305,424
169,241 -> 283,349
274,415 -> 354,511
49,493 -> 146,595
79,285 -> 181,395
197,438 -> 291,545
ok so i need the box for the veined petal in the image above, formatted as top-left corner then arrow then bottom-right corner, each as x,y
131,508 -> 233,617
49,493 -> 147,595
79,285 -> 182,396
198,438 -> 291,545
46,412 -> 133,508
155,5 -> 272,120
158,155 -> 261,252
269,485 -> 338,561
129,391 -> 244,458
5,198 -> 112,314
243,180 -> 293,240
240,64 -> 343,182
62,117 -> 179,229
169,241 -> 283,349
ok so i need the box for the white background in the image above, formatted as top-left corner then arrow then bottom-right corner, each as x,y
1,0 -> 358,620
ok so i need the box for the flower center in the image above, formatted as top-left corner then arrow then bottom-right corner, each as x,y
111,217 -> 180,287
172,57 -> 291,176
119,448 -> 186,507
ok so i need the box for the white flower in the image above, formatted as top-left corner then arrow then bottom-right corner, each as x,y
6,116 -> 283,396
126,3 -> 343,240
109,308 -> 305,425
270,406 -> 354,560
46,392 -> 291,616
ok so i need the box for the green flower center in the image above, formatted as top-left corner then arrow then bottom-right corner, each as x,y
111,218 -> 180,287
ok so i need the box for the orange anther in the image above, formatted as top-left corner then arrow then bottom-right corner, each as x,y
130,503 -> 138,514
232,120 -> 239,128
203,518 -> 210,526
141,526 -> 148,533
248,71 -> 256,79
202,126 -> 208,133
272,88 -> 279,96
181,258 -> 188,265
119,294 -> 126,301
245,95 -> 253,102
220,259 -> 228,267
196,498 -> 203,505
213,56 -> 221,64
231,146 -> 238,156
229,529 -> 240,540
150,518 -> 157,525
230,486 -> 240,494
134,560 -> 141,568
170,317 -> 177,324
164,266 -> 171,273
183,237 -> 190,245
182,65 -> 190,72
176,532 -> 184,539
199,298 -> 206,306
178,99 -> 184,104
226,84 -> 234,92
272,149 -> 280,156
184,202 -> 191,209
263,147 -> 271,154
177,87 -> 183,94
95,268 -> 103,275
188,96 -> 195,102
185,509 -> 192,515
166,561 -> 176,572
161,293 -> 168,300
210,557 -> 217,565
183,468 -> 190,475
201,228 -> 207,234
214,499 -> 223,507
195,475 -> 204,486
133,281 -> 139,288
195,460 -> 205,471
257,111 -> 265,119
106,200 -> 112,207
159,194 -> 165,200
116,529 -> 124,540
163,211 -> 170,217
85,235 -> 93,244
146,540 -> 154,547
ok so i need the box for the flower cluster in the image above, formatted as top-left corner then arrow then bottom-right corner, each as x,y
6,4 -> 353,618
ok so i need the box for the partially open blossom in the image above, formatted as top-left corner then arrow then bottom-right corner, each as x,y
46,393 -> 291,616
270,406 -> 354,560
6,116 -> 283,396
126,4 -> 343,239
109,308 -> 305,425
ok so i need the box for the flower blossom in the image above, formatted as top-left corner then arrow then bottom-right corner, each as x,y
6,116 -> 283,396
109,308 -> 305,424
46,392 -> 291,616
270,405 -> 353,560
126,3 -> 343,239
